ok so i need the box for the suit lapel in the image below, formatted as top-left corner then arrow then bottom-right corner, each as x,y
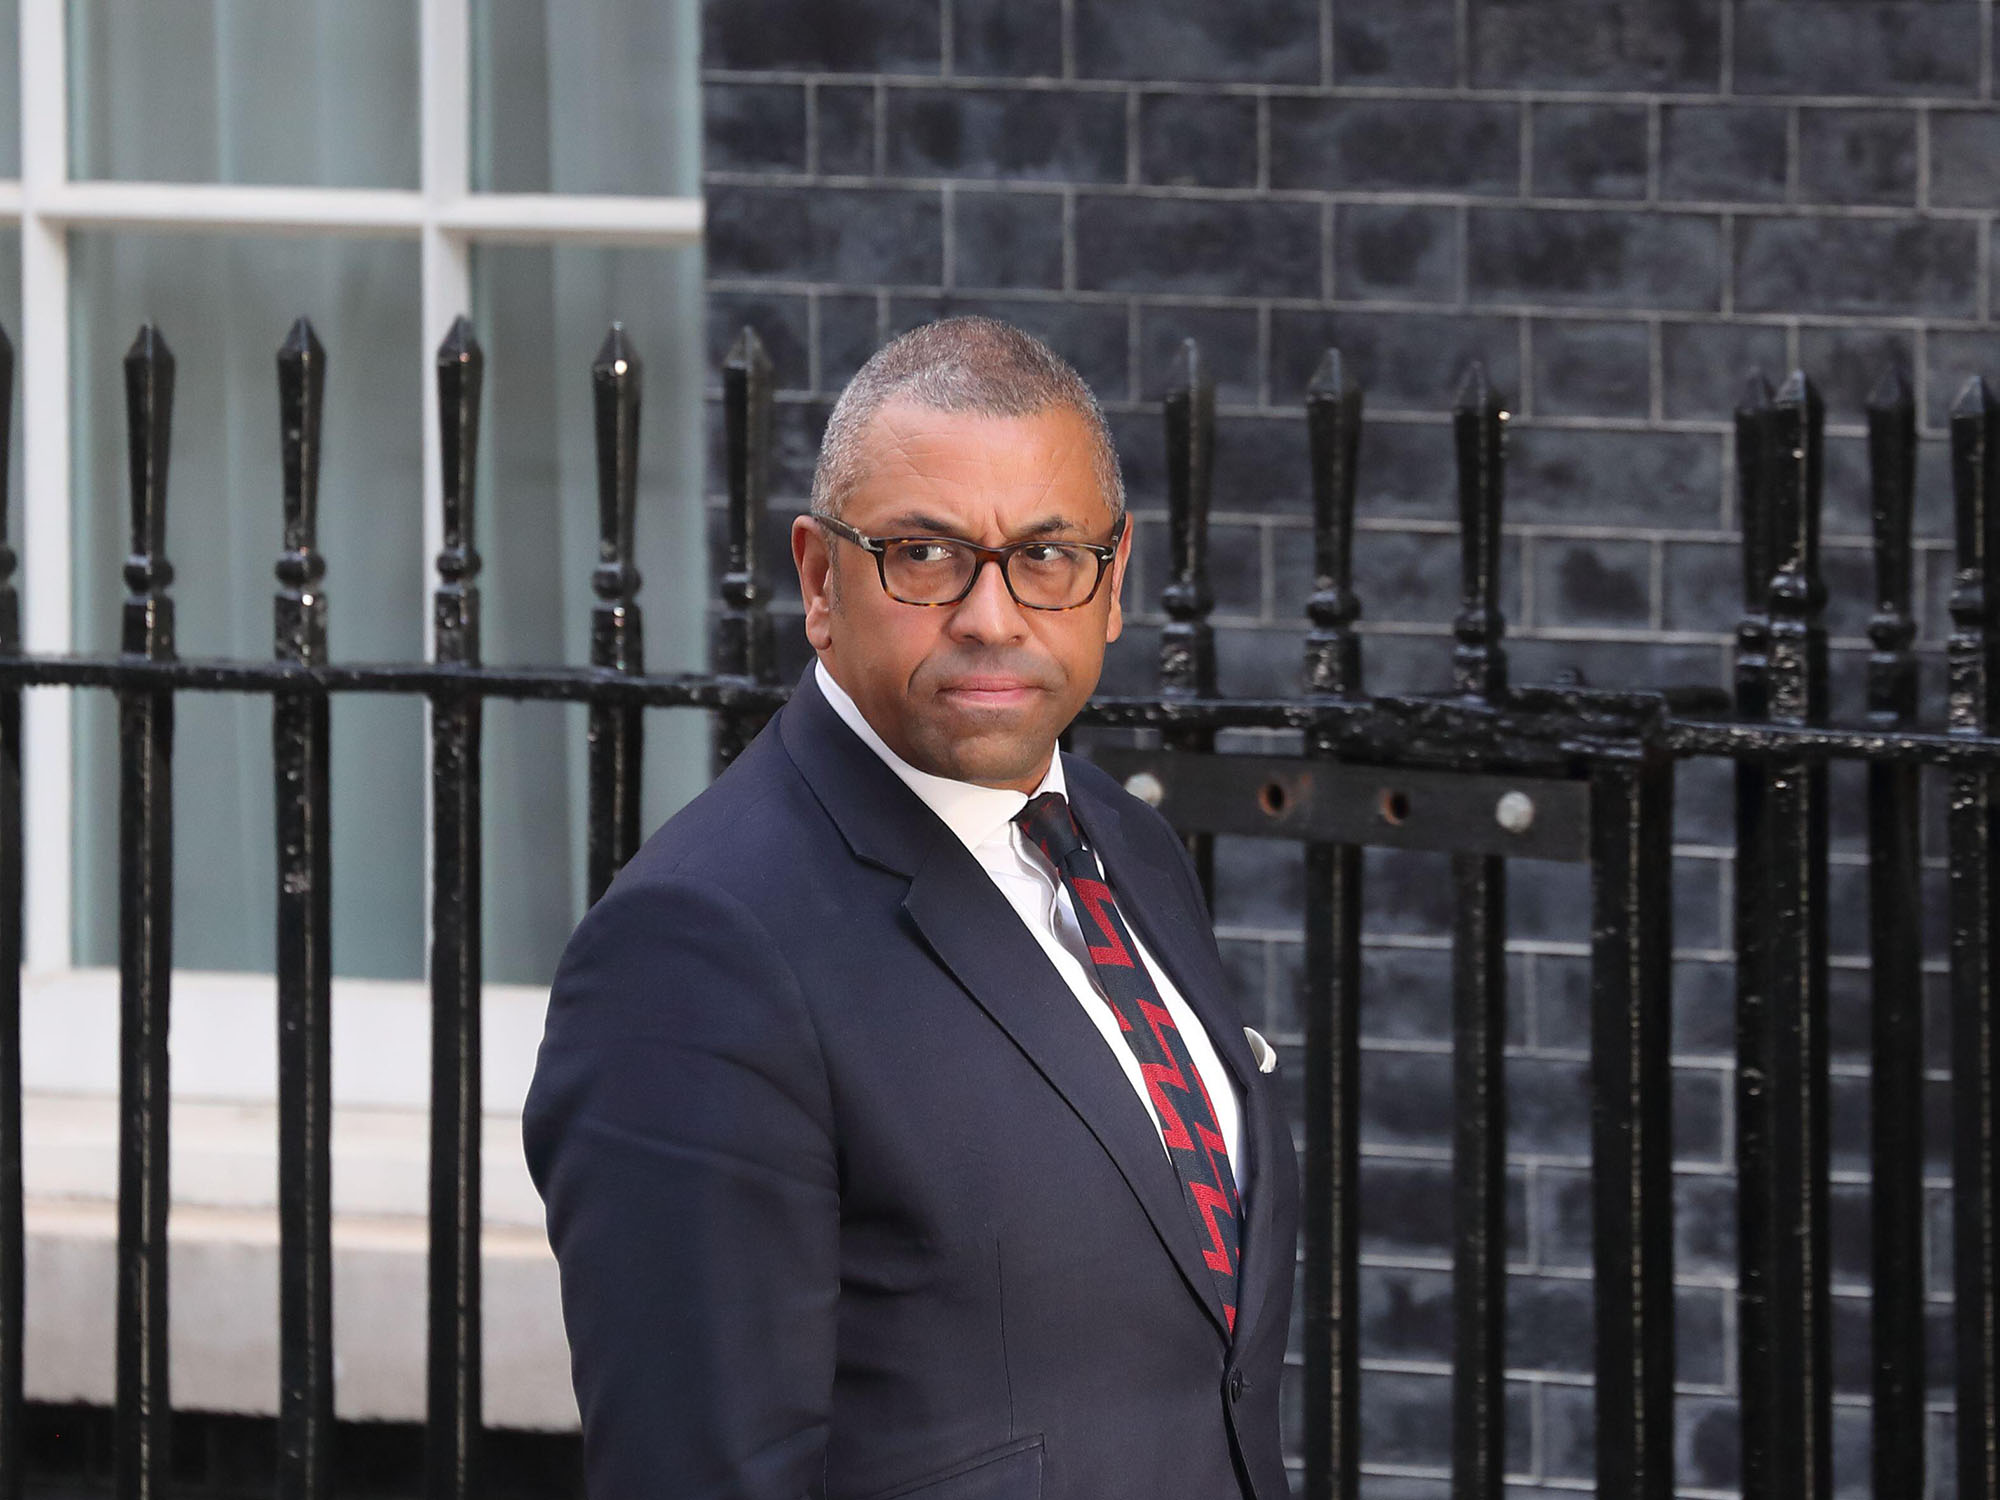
779,672 -> 1234,1340
1069,778 -> 1286,1350
902,851 -> 1233,1338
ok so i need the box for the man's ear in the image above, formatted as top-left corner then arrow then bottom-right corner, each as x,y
1103,511 -> 1133,644
793,513 -> 836,652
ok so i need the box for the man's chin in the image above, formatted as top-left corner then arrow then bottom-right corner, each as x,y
910,723 -> 1056,790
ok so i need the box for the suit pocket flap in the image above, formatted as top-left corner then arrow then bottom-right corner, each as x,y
864,1435 -> 1043,1500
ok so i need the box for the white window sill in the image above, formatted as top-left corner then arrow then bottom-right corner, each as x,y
23,968 -> 577,1429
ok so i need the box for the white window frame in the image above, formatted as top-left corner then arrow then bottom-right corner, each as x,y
8,0 -> 703,1103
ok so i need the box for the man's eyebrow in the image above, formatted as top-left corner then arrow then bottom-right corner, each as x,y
879,511 -> 1094,539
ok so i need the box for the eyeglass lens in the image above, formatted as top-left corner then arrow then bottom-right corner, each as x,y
881,539 -> 1100,608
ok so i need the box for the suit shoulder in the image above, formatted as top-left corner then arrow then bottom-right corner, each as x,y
613,723 -> 831,890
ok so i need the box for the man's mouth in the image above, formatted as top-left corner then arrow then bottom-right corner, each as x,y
937,676 -> 1043,707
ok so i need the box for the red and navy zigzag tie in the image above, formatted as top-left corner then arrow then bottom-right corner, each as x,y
1014,791 -> 1243,1333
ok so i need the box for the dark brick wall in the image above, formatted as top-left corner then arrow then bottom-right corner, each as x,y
703,4 -> 1990,1495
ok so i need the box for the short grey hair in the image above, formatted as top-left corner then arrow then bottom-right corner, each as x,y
810,316 -> 1125,520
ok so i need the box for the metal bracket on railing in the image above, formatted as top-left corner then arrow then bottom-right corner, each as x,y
1089,746 -> 1589,862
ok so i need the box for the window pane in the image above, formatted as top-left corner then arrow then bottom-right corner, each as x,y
471,241 -> 710,985
472,0 -> 698,196
71,232 -> 426,978
69,1 -> 417,187
0,0 -> 19,178
68,235 -> 710,989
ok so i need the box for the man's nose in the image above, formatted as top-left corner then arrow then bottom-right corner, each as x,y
945,556 -> 1029,642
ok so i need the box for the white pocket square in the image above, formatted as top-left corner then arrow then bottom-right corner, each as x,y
1243,1026 -> 1278,1074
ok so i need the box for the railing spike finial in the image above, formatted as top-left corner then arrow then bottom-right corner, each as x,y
1450,360 -> 1506,702
433,315 -> 484,668
122,323 -> 177,662
1160,336 -> 1216,699
715,327 -> 776,771
718,325 -> 773,672
0,323 -> 17,656
1765,370 -> 1827,729
1734,373 -> 1778,722
1949,373 -> 2000,738
587,322 -> 647,902
1158,337 -> 1219,900
275,317 -> 328,669
1865,363 -> 1917,730
1304,347 -> 1363,704
590,321 -> 644,637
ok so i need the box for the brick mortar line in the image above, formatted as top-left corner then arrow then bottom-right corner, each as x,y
709,278 -> 2000,334
872,80 -> 888,177
702,68 -> 1997,112
940,181 -> 956,290
710,483 -> 1962,551
1917,101 -> 1932,215
1517,100 -> 1533,199
1718,212 -> 1735,318
1256,92 -> 1271,193
1986,0 -> 1996,101
1784,105 -> 1801,206
1123,90 -> 1139,187
1122,302 -> 1139,404
804,79 -> 820,176
1320,199 -> 1335,301
1981,216 -> 1994,326
1719,0 -> 1734,97
706,169 -> 1991,223
1645,100 -> 1662,206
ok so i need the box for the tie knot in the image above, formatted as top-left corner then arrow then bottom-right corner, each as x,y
1015,791 -> 1086,869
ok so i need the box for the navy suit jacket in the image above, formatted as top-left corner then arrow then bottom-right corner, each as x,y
525,669 -> 1299,1500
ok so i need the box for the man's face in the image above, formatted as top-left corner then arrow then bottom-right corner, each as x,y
792,399 -> 1130,793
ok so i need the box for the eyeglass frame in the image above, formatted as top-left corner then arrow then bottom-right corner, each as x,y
813,512 -> 1129,611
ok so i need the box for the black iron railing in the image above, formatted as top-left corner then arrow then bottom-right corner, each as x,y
0,316 -> 1994,1500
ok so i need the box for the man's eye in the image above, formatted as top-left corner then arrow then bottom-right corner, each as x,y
893,542 -> 959,566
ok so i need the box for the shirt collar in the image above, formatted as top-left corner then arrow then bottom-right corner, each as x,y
814,659 -> 1065,854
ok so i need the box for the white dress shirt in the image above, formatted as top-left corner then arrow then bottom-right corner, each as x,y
816,661 -> 1246,1189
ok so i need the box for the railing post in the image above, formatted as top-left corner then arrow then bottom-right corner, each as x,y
116,324 -> 176,1500
715,328 -> 775,772
1863,366 -> 1925,1500
1301,349 -> 1362,1500
1754,370 -> 1832,1500
1588,746 -> 1676,1500
1730,373 -> 1780,1500
0,323 -> 20,1500
1304,351 -> 1363,704
1160,338 -> 1217,900
427,315 -> 484,1500
1452,365 -> 1507,704
1448,364 -> 1507,1500
1949,373 -> 2000,1500
273,317 -> 334,1500
587,324 -> 644,905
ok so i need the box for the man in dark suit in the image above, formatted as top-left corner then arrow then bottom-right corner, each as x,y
526,317 -> 1298,1499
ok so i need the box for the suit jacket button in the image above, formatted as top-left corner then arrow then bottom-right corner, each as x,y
1227,1369 -> 1247,1402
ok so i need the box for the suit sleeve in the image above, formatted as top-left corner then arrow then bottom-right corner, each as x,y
524,873 -> 838,1500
